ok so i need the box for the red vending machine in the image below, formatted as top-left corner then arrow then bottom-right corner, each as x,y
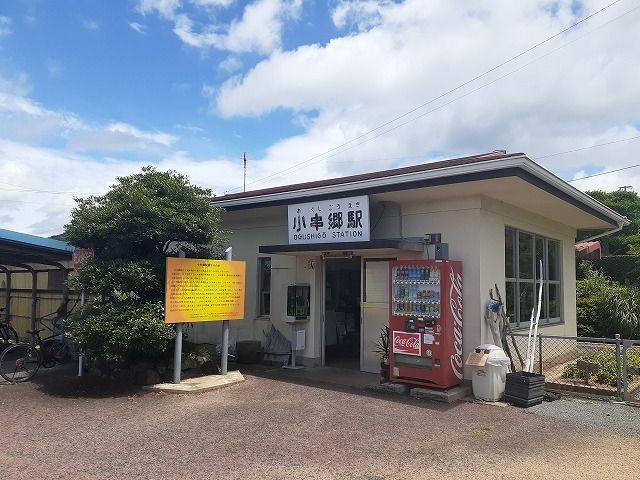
389,260 -> 463,389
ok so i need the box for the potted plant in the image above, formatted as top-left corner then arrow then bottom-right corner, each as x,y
374,326 -> 390,384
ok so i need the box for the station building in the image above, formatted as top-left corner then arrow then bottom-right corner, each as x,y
190,151 -> 628,378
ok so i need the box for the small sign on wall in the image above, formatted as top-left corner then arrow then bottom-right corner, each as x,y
287,195 -> 370,244
296,329 -> 306,351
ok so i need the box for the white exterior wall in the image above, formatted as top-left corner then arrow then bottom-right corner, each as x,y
479,197 -> 577,338
192,193 -> 579,379
379,197 -> 483,379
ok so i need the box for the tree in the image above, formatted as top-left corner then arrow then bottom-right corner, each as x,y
64,167 -> 227,367
587,190 -> 640,255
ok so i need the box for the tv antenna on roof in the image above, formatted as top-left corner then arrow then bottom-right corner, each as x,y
243,152 -> 247,192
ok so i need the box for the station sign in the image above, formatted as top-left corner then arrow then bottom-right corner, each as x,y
287,195 -> 370,244
164,258 -> 246,323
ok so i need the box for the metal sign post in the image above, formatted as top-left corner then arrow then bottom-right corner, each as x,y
221,247 -> 232,375
164,248 -> 244,382
173,323 -> 183,384
78,291 -> 85,377
172,250 -> 186,384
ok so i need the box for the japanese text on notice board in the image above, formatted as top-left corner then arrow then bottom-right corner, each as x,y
165,258 -> 246,323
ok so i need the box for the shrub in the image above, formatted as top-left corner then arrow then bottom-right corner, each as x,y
562,348 -> 640,387
65,300 -> 174,366
592,255 -> 640,286
576,267 -> 640,339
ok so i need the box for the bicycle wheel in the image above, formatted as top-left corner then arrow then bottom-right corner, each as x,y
0,325 -> 19,350
0,344 -> 41,383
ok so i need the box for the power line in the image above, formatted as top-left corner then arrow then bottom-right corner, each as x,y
0,186 -> 97,196
534,134 -> 640,160
226,0 -> 629,193
569,163 -> 640,182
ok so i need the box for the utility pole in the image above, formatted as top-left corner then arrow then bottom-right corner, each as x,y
243,152 -> 247,192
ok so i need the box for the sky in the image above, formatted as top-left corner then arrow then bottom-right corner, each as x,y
0,0 -> 639,236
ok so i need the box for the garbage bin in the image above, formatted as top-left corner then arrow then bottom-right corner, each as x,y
471,344 -> 511,401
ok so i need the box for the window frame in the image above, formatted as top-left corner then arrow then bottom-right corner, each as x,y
257,256 -> 271,318
505,227 -> 562,328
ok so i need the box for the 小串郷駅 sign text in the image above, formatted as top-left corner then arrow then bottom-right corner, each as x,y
287,195 -> 370,244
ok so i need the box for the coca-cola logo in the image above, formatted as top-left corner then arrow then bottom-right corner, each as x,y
449,264 -> 464,380
392,331 -> 422,356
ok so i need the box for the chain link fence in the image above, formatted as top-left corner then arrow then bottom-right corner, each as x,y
510,333 -> 629,399
623,341 -> 640,404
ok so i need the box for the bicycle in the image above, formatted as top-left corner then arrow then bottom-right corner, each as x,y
0,307 -> 19,351
0,313 -> 71,383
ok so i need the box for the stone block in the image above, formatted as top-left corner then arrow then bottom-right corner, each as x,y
366,382 -> 410,395
409,384 -> 471,403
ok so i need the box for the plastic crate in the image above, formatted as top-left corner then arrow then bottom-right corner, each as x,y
504,372 -> 545,407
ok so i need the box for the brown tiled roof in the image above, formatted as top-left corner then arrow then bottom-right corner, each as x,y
214,150 -> 524,201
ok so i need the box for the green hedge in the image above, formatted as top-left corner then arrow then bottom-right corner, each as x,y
576,267 -> 640,339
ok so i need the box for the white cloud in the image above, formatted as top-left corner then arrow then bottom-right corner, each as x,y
0,75 -> 175,152
46,59 -> 63,78
0,75 -> 84,137
0,16 -> 11,36
201,81 -> 216,98
129,22 -> 148,34
67,122 -> 178,152
191,0 -> 236,7
2,0 -> 640,236
137,0 -> 238,20
0,139 -> 244,235
222,0 -> 301,53
137,0 -> 182,19
218,55 -> 243,73
140,0 -> 302,54
213,0 -> 640,189
331,0 -> 388,31
174,123 -> 205,132
81,19 -> 100,30
0,90 -> 46,116
107,122 -> 176,147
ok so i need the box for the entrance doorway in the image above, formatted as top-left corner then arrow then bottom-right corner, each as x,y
324,257 -> 361,369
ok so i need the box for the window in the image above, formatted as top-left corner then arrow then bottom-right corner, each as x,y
258,257 -> 271,317
505,227 -> 562,327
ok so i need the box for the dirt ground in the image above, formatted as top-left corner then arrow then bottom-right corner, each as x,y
1,367 -> 638,480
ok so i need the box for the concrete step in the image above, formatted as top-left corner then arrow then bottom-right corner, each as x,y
365,382 -> 471,403
409,384 -> 471,403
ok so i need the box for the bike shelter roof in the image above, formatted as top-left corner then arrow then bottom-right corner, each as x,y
0,228 -> 73,272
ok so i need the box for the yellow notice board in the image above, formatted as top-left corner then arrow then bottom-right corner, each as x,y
165,257 -> 246,323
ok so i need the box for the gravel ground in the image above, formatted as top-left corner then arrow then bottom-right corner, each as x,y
527,396 -> 640,436
2,368 -> 640,480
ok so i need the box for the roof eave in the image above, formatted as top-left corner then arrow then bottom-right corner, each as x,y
213,154 -> 531,209
212,155 -> 628,229
518,158 -> 630,228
